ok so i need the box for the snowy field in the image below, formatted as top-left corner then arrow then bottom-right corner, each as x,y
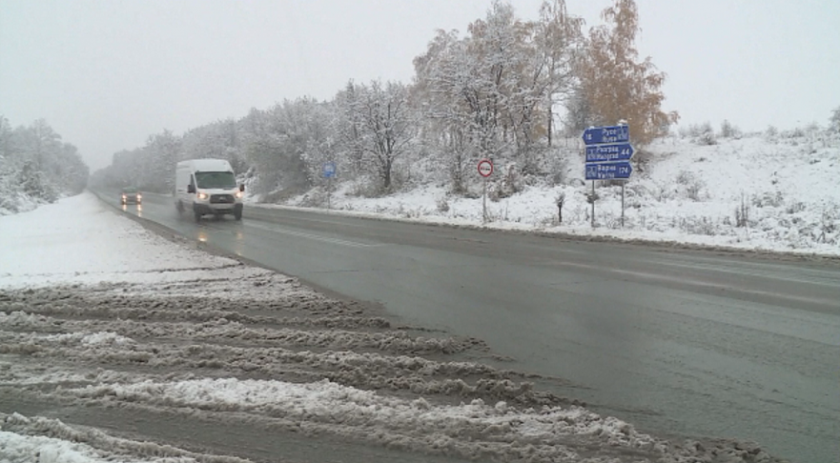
0,193 -> 785,462
266,131 -> 839,257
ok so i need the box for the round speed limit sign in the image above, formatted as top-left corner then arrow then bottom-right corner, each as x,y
477,159 -> 493,178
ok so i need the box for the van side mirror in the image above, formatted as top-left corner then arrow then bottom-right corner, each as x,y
239,184 -> 245,192
187,185 -> 196,194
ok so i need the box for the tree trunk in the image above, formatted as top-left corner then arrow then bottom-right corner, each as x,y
548,106 -> 553,147
382,158 -> 392,190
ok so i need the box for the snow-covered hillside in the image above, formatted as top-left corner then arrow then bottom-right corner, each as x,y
263,130 -> 840,256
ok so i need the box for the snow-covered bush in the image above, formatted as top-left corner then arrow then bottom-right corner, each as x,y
696,129 -> 717,146
650,181 -> 675,202
678,216 -> 717,236
297,188 -> 328,208
676,170 -> 705,201
436,197 -> 450,213
752,191 -> 784,208
735,194 -> 751,228
719,120 -> 742,139
786,201 -> 807,214
681,122 -> 717,145
817,204 -> 839,244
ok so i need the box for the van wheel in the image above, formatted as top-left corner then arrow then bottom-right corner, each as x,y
194,210 -> 202,222
234,209 -> 242,221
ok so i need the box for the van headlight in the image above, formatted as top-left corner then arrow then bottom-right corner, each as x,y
197,192 -> 209,200
234,190 -> 243,199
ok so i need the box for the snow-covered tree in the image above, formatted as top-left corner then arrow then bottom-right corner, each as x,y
53,143 -> 88,194
413,29 -> 473,191
181,119 -> 245,172
240,99 -> 334,196
830,106 -> 840,133
0,117 -> 89,210
575,0 -> 678,145
0,116 -> 12,159
413,3 -> 526,187
335,80 -> 368,176
413,1 -> 584,188
536,0 -> 584,146
341,80 -> 415,192
142,130 -> 181,192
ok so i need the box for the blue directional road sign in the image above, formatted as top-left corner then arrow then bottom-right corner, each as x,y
582,125 -> 630,145
585,162 -> 632,180
585,143 -> 635,162
323,161 -> 336,178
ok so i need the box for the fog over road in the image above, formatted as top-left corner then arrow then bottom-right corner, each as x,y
99,191 -> 839,463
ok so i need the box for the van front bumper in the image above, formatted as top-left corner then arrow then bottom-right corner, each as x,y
193,203 -> 243,216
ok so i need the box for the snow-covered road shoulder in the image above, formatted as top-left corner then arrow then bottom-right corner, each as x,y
0,192 -> 250,288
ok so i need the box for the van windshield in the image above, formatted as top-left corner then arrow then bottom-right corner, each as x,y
195,171 -> 236,189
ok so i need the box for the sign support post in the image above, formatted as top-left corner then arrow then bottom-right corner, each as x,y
483,179 -> 487,224
322,161 -> 337,210
591,181 -> 595,228
477,159 -> 494,224
621,182 -> 625,228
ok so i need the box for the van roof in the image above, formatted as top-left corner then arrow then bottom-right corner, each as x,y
178,158 -> 233,171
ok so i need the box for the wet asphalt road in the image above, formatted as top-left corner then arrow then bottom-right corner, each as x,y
103,191 -> 840,463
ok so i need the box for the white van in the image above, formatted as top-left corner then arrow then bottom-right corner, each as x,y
175,159 -> 244,221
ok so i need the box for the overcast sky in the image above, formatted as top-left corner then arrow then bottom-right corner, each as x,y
2,0 -> 839,171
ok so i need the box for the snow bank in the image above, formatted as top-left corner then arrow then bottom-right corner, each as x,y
0,412 -> 244,463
